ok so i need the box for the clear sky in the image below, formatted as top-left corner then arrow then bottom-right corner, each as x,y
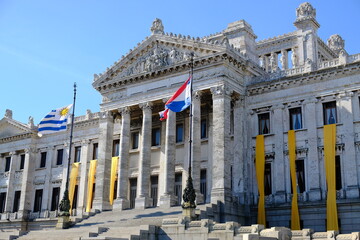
1,0 -> 359,124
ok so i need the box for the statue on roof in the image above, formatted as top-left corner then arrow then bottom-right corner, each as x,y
28,116 -> 35,129
5,109 -> 12,119
151,18 -> 164,35
327,34 -> 345,55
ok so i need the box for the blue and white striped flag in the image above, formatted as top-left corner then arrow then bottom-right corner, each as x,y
38,104 -> 73,136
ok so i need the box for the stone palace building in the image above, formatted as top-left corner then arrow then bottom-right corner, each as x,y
1,2 -> 360,234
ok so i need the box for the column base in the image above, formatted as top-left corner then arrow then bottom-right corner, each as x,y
274,191 -> 286,204
92,199 -> 112,211
159,194 -> 177,208
308,188 -> 322,201
346,186 -> 360,199
195,192 -> 204,205
135,196 -> 152,209
113,198 -> 130,210
210,188 -> 232,204
182,207 -> 197,221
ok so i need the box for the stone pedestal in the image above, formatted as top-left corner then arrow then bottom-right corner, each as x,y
159,194 -> 177,208
113,197 -> 130,210
135,196 -> 152,209
56,216 -> 72,229
182,208 -> 197,220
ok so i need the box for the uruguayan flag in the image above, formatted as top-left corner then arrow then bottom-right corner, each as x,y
38,104 -> 72,136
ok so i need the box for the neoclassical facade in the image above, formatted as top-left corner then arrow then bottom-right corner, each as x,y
1,2 -> 360,233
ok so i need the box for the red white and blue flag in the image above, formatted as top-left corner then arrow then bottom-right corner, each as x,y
159,76 -> 192,121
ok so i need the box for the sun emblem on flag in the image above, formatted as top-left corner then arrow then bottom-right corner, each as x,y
60,107 -> 70,116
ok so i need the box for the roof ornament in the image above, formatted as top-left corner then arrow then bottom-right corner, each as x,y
296,2 -> 316,20
151,18 -> 164,35
327,34 -> 345,55
5,109 -> 12,119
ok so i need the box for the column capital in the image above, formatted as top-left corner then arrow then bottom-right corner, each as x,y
232,96 -> 245,108
81,139 -> 91,146
25,146 -> 37,154
100,110 -> 114,120
118,107 -> 131,116
210,84 -> 232,98
194,90 -> 203,101
9,151 -> 16,156
139,102 -> 153,111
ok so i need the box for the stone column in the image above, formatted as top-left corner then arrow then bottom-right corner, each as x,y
114,107 -> 131,210
192,91 -> 203,204
233,97 -> 246,203
159,109 -> 177,208
93,111 -> 114,211
304,99 -> 321,201
210,84 -> 232,204
18,147 -> 36,219
339,92 -> 359,198
4,152 -> 17,213
272,104 -> 286,203
43,147 -> 54,212
77,140 -> 91,214
135,102 -> 153,209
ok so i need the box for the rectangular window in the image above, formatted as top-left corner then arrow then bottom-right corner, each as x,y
129,178 -> 137,209
336,156 -> 342,190
113,140 -> 120,157
93,143 -> 98,160
174,173 -> 183,206
56,149 -> 63,166
152,128 -> 161,146
323,101 -> 337,125
132,132 -> 139,149
289,107 -> 302,130
150,176 -> 158,207
40,152 -> 47,168
20,154 -> 25,170
258,113 -> 270,135
51,187 -> 60,211
0,192 -> 6,213
176,124 -> 184,143
201,119 -> 207,139
264,163 -> 272,195
13,191 -> 21,213
200,169 -> 207,203
33,189 -> 43,212
74,146 -> 81,163
72,185 -> 78,209
292,159 -> 306,193
5,156 -> 11,172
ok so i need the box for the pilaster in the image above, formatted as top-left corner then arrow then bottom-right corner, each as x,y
18,147 -> 36,219
93,111 -> 114,211
78,139 -> 91,214
4,152 -> 17,213
272,104 -> 286,203
136,102 -> 153,209
210,84 -> 232,204
159,109 -> 177,208
338,92 -> 359,198
114,107 -> 131,210
304,99 -> 321,201
43,147 -> 54,212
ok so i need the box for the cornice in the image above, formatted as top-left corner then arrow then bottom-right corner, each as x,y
256,31 -> 297,47
247,61 -> 360,96
0,132 -> 36,144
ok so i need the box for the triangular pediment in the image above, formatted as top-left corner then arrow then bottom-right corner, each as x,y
92,34 -> 229,88
0,117 -> 33,138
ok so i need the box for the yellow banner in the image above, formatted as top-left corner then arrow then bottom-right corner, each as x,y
69,162 -> 80,214
109,156 -> 119,205
86,160 -> 97,212
324,124 -> 339,231
255,135 -> 266,226
288,130 -> 300,230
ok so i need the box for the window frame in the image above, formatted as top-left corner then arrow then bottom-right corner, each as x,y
56,149 -> 63,166
258,112 -> 270,135
289,107 -> 303,130
40,152 -> 47,168
176,123 -> 184,143
323,101 -> 337,125
131,132 -> 139,150
74,146 -> 81,163
151,127 -> 161,146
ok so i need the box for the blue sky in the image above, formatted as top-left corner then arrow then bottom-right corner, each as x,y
0,0 -> 359,124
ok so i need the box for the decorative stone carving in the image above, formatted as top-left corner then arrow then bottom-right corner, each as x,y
5,109 -> 12,119
327,34 -> 345,55
269,52 -> 277,72
296,2 -> 316,20
150,18 -> 164,35
139,102 -> 153,111
28,116 -> 35,129
280,50 -> 287,69
210,85 -> 232,97
291,48 -> 298,68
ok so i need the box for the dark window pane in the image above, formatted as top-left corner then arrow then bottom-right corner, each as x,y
34,189 -> 43,212
295,160 -> 305,193
289,107 -> 302,130
200,169 -> 207,203
132,132 -> 139,149
176,124 -> 184,143
258,113 -> 270,135
51,187 -> 60,211
150,176 -> 158,207
20,154 -> 25,170
174,173 -> 182,206
0,192 -> 6,213
74,147 -> 81,163
56,149 -> 63,165
5,157 -> 11,172
152,128 -> 161,146
93,143 -> 98,160
323,101 -> 337,125
336,156 -> 342,190
264,163 -> 272,195
13,191 -> 21,213
201,119 -> 207,139
113,140 -> 120,157
40,152 -> 47,168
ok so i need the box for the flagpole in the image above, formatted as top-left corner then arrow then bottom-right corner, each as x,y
182,53 -> 196,213
58,83 -> 77,227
